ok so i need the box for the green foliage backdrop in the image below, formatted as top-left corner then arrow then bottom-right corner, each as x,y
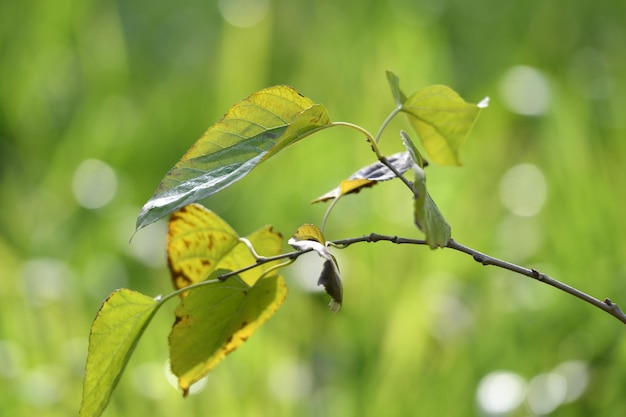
1,0 -> 625,416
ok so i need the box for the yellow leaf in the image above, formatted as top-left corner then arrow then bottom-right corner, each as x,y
215,225 -> 283,286
290,223 -> 326,244
167,204 -> 240,290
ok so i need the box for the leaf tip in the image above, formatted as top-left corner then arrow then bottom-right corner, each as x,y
329,299 -> 342,314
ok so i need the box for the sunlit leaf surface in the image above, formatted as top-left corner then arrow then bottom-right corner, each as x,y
401,85 -> 485,166
137,86 -> 331,231
80,289 -> 159,417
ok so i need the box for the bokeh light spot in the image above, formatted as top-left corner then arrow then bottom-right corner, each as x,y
218,0 -> 270,28
268,359 -> 313,401
20,258 -> 73,306
496,215 -> 542,261
499,65 -> 551,116
20,365 -> 63,407
554,360 -> 589,403
526,372 -> 567,415
163,360 -> 208,395
477,371 -> 526,415
132,362 -> 170,399
128,221 -> 167,268
72,159 -> 118,209
83,253 -> 129,300
499,163 -> 547,217
0,340 -> 24,379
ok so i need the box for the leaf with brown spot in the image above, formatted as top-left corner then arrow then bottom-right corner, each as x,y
166,207 -> 286,394
169,273 -> 288,396
167,205 -> 283,290
167,204 -> 240,291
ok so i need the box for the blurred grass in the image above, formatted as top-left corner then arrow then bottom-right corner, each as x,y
1,0 -> 625,416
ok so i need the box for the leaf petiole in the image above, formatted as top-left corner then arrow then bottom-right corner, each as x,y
374,106 -> 402,144
320,194 -> 342,233
329,122 -> 381,157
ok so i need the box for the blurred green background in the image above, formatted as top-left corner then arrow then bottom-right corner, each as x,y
1,0 -> 625,416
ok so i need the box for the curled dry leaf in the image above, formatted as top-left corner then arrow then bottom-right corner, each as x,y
312,151 -> 414,203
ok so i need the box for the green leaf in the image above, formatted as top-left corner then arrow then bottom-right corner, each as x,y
169,273 -> 288,396
401,85 -> 485,166
136,86 -> 332,232
80,289 -> 159,417
386,70 -> 407,106
400,131 -> 451,248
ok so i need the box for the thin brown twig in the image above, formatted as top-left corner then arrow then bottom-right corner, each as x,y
215,232 -> 626,325
331,233 -> 626,325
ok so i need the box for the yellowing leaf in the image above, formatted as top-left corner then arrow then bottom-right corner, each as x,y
290,223 -> 326,244
80,289 -> 159,417
166,205 -> 287,394
215,225 -> 283,286
169,274 -> 288,396
137,86 -> 331,232
167,204 -> 283,289
167,204 -> 240,290
402,85 -> 485,166
312,152 -> 413,203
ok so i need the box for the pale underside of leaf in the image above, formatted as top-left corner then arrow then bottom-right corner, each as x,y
312,151 -> 413,202
80,289 -> 159,417
288,223 -> 342,312
136,86 -> 331,232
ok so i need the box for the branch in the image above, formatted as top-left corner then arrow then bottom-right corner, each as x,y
331,233 -> 626,325
211,232 -> 626,325
378,156 -> 417,195
216,246 -> 313,281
